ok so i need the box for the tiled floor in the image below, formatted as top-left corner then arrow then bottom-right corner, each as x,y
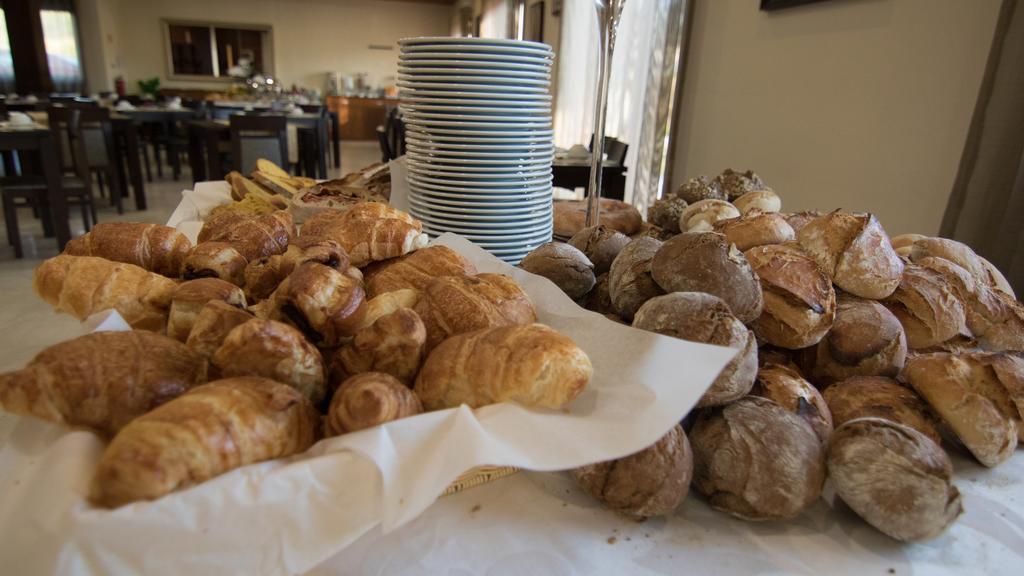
0,141 -> 381,372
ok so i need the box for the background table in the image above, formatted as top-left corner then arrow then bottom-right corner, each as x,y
0,126 -> 70,248
553,157 -> 627,201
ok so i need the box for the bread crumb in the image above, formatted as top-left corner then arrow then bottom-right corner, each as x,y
607,537 -> 617,545
471,504 -> 481,513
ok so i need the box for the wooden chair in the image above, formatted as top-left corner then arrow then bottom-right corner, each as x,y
588,135 -> 629,165
67,106 -> 124,214
377,108 -> 405,162
2,108 -> 97,258
229,115 -> 288,175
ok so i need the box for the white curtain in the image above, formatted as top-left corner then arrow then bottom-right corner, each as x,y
554,0 -> 659,205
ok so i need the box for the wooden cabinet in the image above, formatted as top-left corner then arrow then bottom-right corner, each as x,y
326,96 -> 395,141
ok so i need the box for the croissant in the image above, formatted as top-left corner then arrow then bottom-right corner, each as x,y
63,222 -> 193,277
167,278 -> 247,342
302,202 -> 422,237
185,300 -> 255,358
267,262 -> 367,346
212,319 -> 327,405
301,211 -> 427,267
244,237 -> 349,301
330,308 -> 427,386
358,288 -> 421,330
33,255 -> 177,331
327,372 -> 423,435
415,323 -> 592,410
90,377 -> 320,508
0,331 -> 207,437
361,245 -> 478,298
197,210 -> 294,262
414,273 -> 537,350
181,242 -> 248,286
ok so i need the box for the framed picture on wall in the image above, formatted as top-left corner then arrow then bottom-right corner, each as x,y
525,2 -> 545,43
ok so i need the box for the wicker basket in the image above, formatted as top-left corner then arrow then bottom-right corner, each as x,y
443,466 -> 519,495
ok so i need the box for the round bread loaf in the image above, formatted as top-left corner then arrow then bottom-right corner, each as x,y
880,264 -> 970,349
554,198 -> 643,238
903,352 -> 1018,467
909,237 -> 992,288
608,237 -> 665,321
752,364 -> 833,444
691,396 -> 826,521
519,242 -> 596,300
890,233 -> 927,258
757,345 -> 802,372
781,210 -> 824,234
733,190 -> 781,215
633,292 -> 757,407
568,225 -> 631,275
675,175 -> 724,203
650,232 -> 763,323
745,244 -> 835,349
571,424 -> 692,519
582,273 -> 615,315
822,376 -> 942,444
714,168 -> 769,201
796,211 -> 903,299
648,196 -> 688,233
827,418 -> 963,542
713,212 -> 795,251
800,294 -> 907,385
980,256 -> 1016,299
678,199 -> 740,233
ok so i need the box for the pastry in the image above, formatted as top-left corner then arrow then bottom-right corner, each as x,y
197,210 -> 294,262
796,211 -> 903,299
567,225 -> 631,275
326,372 -> 423,435
553,198 -> 643,238
745,243 -> 835,349
571,424 -> 692,519
181,242 -> 247,286
359,288 -> 422,330
607,237 -> 665,321
752,364 -> 833,444
167,278 -> 246,342
185,300 -> 255,359
0,331 -> 207,437
674,175 -> 724,203
244,237 -> 349,302
822,376 -> 942,445
677,199 -> 740,233
827,418 -> 962,541
519,243 -> 596,300
63,222 -> 192,277
632,292 -> 757,407
301,204 -> 426,267
330,308 -> 427,387
33,255 -> 176,331
414,273 -> 537,350
650,232 -> 763,323
90,377 -> 319,508
415,323 -> 592,410
267,262 -> 367,346
880,264 -> 970,349
212,319 -> 326,405
713,212 -> 795,251
361,245 -> 477,298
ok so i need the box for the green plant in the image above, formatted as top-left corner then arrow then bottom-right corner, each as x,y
137,77 -> 161,96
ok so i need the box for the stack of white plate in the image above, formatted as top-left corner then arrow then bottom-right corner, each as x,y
398,37 -> 554,264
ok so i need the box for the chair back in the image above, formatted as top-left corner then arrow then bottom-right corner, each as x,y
46,107 -> 92,185
379,108 -> 405,161
230,114 -> 288,175
51,105 -> 115,169
588,134 -> 629,165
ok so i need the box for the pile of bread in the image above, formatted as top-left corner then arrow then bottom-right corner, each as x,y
0,199 -> 593,508
522,168 -> 1024,543
211,158 -> 391,223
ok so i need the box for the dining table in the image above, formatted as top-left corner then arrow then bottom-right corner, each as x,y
186,113 -> 330,180
552,155 -> 628,201
114,107 -> 204,181
0,123 -> 70,249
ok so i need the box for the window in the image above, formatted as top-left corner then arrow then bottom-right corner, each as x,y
0,9 -> 14,93
40,9 -> 83,92
164,21 -> 272,81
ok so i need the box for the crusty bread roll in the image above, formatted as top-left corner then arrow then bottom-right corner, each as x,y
647,196 -> 688,233
607,237 -> 665,321
181,242 -> 247,286
633,292 -> 757,407
90,377 -> 319,508
713,212 -> 795,251
0,331 -> 207,437
415,323 -> 591,410
822,376 -> 941,444
796,211 -> 903,299
781,210 -> 824,234
568,225 -> 631,275
361,245 -> 477,299
571,424 -> 692,519
745,244 -> 835,349
902,353 -> 1018,467
714,168 -> 769,201
185,300 -> 254,359
266,262 -> 367,346
167,278 -> 246,342
650,232 -> 763,323
827,418 -> 962,542
733,189 -> 781,215
979,256 -> 1015,299
519,242 -> 596,299
63,222 -> 192,277
414,273 -> 536,350
908,237 -> 992,288
582,273 -> 615,315
915,256 -> 1024,352
678,199 -> 740,233
799,294 -> 907,385
752,364 -> 833,444
330,308 -> 426,387
675,175 -> 724,203
880,264 -> 970,349
327,372 -> 422,435
691,395 -> 826,521
553,198 -> 642,238
890,233 -> 927,258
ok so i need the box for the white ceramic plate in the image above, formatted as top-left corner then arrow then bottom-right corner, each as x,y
406,148 -> 554,160
404,129 -> 553,143
398,88 -> 551,101
397,72 -> 550,84
404,123 -> 552,135
399,96 -> 551,109
410,183 -> 551,199
409,188 -> 552,206
407,155 -> 551,169
399,38 -> 552,54
400,37 -> 551,49
411,211 -> 553,236
421,226 -> 553,246
408,195 -> 551,217
408,172 -> 551,188
407,164 -> 550,181
400,104 -> 550,115
400,51 -> 553,64
405,137 -> 553,151
411,205 -> 551,226
398,81 -> 549,93
398,66 -> 551,79
397,59 -> 550,71
402,109 -> 551,123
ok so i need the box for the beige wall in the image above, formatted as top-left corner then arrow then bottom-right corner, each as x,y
97,0 -> 452,93
671,0 -> 1001,236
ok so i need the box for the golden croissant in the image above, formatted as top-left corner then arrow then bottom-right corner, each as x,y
0,331 -> 208,437
327,372 -> 422,435
90,377 -> 320,508
63,222 -> 193,277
